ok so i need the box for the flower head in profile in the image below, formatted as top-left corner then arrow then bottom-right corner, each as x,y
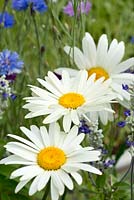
0,50 -> 24,76
60,33 -> 134,124
12,0 -> 48,13
63,1 -> 91,17
0,12 -> 15,28
23,70 -> 116,132
0,123 -> 102,200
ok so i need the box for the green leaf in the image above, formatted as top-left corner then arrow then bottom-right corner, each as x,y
1,193 -> 10,200
113,181 -> 130,189
96,173 -> 106,188
0,165 -> 16,177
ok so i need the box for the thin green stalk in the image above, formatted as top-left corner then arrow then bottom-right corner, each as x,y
0,0 -> 9,39
61,188 -> 67,200
88,173 -> 97,187
31,8 -> 42,76
50,10 -> 72,41
130,156 -> 134,200
42,182 -> 50,200
119,160 -> 132,183
71,0 -> 79,62
80,0 -> 86,37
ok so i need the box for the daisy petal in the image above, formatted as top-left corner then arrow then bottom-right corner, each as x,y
51,171 -> 65,195
37,171 -> 51,191
51,178 -> 59,200
71,172 -> 82,185
57,169 -> 74,190
82,32 -> 96,66
64,46 -> 88,69
15,179 -> 31,193
29,174 -> 42,196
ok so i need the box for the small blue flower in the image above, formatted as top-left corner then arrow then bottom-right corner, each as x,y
0,50 -> 24,76
99,147 -> 108,155
79,124 -> 91,134
0,12 -> 15,28
10,93 -> 17,100
0,81 -> 6,87
122,84 -> 129,91
30,0 -> 48,13
2,92 -> 9,99
126,140 -> 134,147
104,159 -> 115,168
79,120 -> 91,134
117,121 -> 126,128
124,110 -> 131,117
12,0 -> 29,11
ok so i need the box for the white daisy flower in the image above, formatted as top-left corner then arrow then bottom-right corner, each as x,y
23,70 -> 116,132
55,33 -> 134,124
0,123 -> 102,200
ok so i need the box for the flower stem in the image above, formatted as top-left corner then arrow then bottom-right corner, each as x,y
30,7 -> 42,77
0,0 -> 9,38
88,173 -> 96,187
119,160 -> 132,183
61,188 -> 67,200
42,182 -> 50,200
130,156 -> 134,200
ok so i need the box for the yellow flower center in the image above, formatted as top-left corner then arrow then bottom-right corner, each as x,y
37,147 -> 66,170
87,67 -> 109,80
59,92 -> 85,109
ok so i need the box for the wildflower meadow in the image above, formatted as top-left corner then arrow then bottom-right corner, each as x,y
0,0 -> 134,200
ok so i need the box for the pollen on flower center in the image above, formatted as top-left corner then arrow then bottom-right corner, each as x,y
59,92 -> 85,109
37,147 -> 66,170
87,67 -> 109,80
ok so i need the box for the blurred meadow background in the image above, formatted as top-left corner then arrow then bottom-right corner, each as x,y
0,0 -> 134,199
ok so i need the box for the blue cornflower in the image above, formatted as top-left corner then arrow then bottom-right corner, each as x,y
117,121 -> 126,128
0,50 -> 24,76
30,0 -> 48,13
0,12 -> 14,28
12,0 -> 29,11
12,0 -> 48,13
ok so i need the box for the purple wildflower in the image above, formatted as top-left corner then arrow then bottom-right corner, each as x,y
6,73 -> 17,82
78,1 -> 92,15
63,1 -> 91,17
